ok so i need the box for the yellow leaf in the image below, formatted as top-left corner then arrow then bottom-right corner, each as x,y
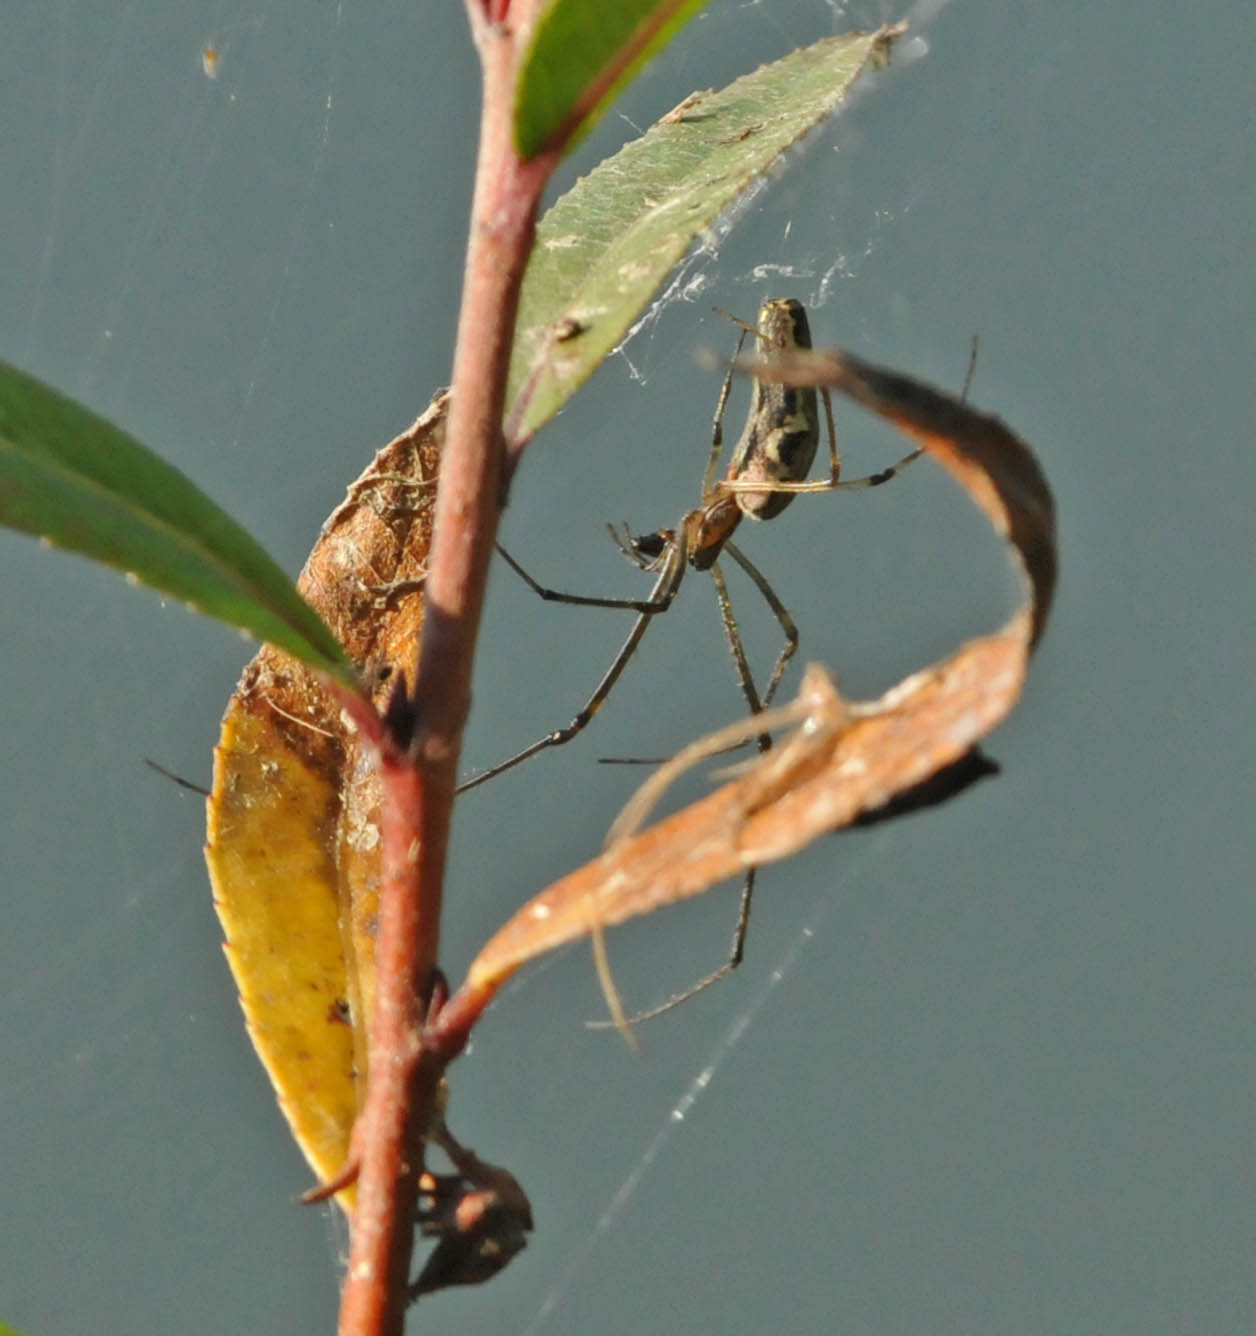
205,393 -> 446,1208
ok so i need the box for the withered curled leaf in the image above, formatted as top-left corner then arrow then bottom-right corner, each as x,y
461,350 -> 1056,998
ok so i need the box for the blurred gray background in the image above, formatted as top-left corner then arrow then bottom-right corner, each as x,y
1,1 -> 1252,1332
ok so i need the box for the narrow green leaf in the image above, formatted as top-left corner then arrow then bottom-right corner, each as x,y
506,25 -> 903,445
514,0 -> 707,160
0,362 -> 357,687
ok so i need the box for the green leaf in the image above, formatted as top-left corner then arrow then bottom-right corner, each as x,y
514,0 -> 708,160
0,362 -> 357,687
505,25 -> 903,445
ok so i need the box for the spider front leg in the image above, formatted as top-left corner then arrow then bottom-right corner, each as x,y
701,325 -> 750,498
456,539 -> 689,792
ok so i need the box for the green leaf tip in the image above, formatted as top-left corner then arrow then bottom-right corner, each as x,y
514,0 -> 708,161
0,361 -> 358,688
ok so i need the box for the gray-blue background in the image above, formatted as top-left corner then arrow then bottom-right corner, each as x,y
2,2 -> 1252,1332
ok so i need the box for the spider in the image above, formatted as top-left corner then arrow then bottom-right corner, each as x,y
461,298 -> 924,1020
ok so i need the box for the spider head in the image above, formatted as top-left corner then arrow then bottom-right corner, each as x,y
608,521 -> 672,570
630,531 -> 668,562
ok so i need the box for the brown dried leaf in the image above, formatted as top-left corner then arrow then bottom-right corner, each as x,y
205,392 -> 446,1203
464,353 -> 1056,995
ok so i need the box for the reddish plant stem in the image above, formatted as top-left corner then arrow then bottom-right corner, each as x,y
338,751 -> 425,1336
337,8 -> 557,1333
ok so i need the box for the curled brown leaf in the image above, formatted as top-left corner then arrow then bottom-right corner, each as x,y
458,350 -> 1055,1004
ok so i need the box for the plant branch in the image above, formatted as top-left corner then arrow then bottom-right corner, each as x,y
336,8 -> 558,1333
